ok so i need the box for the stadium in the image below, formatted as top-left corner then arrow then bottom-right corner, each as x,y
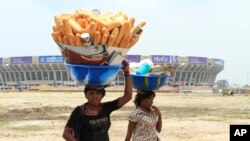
0,55 -> 224,89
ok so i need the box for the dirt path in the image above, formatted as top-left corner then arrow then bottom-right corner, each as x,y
0,92 -> 250,141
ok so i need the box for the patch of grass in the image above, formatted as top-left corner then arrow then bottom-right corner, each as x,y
222,113 -> 250,120
11,125 -> 45,132
0,121 -> 7,127
199,117 -> 225,122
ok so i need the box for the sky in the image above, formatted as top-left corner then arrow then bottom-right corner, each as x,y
0,0 -> 250,86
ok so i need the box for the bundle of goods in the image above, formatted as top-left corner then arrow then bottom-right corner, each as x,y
51,9 -> 146,65
51,9 -> 146,86
129,59 -> 176,90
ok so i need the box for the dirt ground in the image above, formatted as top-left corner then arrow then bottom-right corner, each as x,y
0,91 -> 250,141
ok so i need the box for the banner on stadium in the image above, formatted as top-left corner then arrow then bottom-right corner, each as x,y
11,56 -> 32,64
39,56 -> 64,63
214,59 -> 224,66
125,55 -> 141,62
188,57 -> 207,64
151,55 -> 178,64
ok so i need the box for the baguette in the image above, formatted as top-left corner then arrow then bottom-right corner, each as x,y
63,36 -> 69,44
63,20 -> 71,43
88,14 -> 107,28
106,20 -> 121,31
54,15 -> 61,27
52,25 -> 60,32
119,11 -> 128,21
75,33 -> 83,46
129,17 -> 135,29
101,12 -> 113,20
60,15 -> 74,36
107,35 -> 116,46
69,33 -> 76,46
124,32 -> 132,48
119,32 -> 132,48
54,31 -> 63,43
77,18 -> 88,28
114,21 -> 130,46
115,11 -> 128,23
139,21 -> 146,27
68,18 -> 84,34
93,31 -> 101,46
100,33 -> 109,45
60,14 -> 74,20
57,22 -> 66,36
107,28 -> 119,46
101,27 -> 110,36
75,9 -> 93,19
55,17 -> 64,35
65,20 -> 73,35
95,22 -> 102,33
86,22 -> 97,42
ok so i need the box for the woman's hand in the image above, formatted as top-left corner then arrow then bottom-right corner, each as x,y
117,60 -> 132,108
122,60 -> 130,74
152,106 -> 162,132
63,128 -> 77,141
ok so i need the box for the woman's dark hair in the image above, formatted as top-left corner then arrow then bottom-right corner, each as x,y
134,90 -> 155,107
84,86 -> 106,96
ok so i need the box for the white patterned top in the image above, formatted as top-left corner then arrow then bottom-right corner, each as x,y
128,107 -> 159,141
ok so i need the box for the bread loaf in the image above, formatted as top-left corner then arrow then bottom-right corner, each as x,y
114,21 -> 130,46
107,28 -> 119,46
100,33 -> 109,45
93,31 -> 101,46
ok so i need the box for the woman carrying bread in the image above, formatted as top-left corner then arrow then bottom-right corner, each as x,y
125,90 -> 162,141
63,60 -> 132,141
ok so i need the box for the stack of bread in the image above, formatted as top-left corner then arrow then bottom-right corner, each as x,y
51,9 -> 146,65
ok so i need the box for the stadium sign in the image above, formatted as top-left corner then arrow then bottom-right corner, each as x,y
151,55 -> 177,63
125,55 -> 141,62
11,56 -> 32,64
188,57 -> 207,64
39,56 -> 64,63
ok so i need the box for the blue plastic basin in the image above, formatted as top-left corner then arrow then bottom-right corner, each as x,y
66,64 -> 122,86
130,74 -> 168,90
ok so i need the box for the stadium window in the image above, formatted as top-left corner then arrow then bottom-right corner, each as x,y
49,71 -> 54,80
25,72 -> 30,80
36,72 -> 41,80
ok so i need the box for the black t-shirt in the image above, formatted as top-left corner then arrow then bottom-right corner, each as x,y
66,98 -> 119,141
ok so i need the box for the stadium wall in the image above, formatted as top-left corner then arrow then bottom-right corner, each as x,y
0,55 -> 224,89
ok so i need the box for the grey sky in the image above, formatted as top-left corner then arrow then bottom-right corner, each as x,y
0,0 -> 250,85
